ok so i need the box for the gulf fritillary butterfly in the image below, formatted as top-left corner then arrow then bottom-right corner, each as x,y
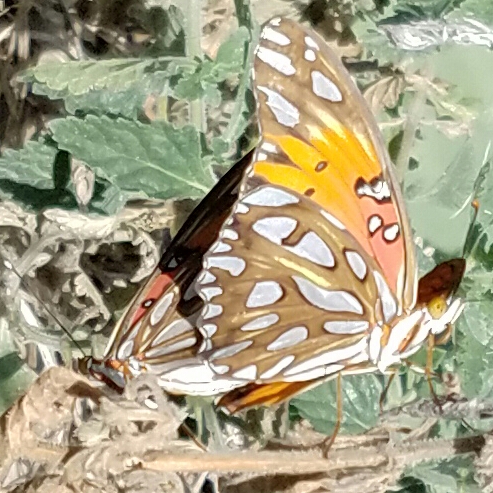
86,17 -> 466,415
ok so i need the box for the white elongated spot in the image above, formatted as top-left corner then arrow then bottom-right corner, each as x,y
270,17 -> 282,27
368,215 -> 383,234
157,362 -> 244,396
257,86 -> 300,127
221,229 -> 239,241
241,313 -> 280,331
304,35 -> 319,50
383,224 -> 400,242
197,270 -> 216,285
324,320 -> 369,334
209,340 -> 253,360
253,216 -> 297,244
152,319 -> 194,345
232,364 -> 258,380
116,339 -> 134,360
260,355 -> 295,379
293,275 -> 364,315
260,141 -> 278,153
210,241 -> 232,253
304,49 -> 316,62
256,47 -> 296,76
202,303 -> 223,320
234,203 -> 249,214
266,326 -> 308,351
287,231 -> 335,267
320,209 -> 346,230
244,186 -> 299,207
373,271 -> 398,322
284,338 -> 367,377
345,250 -> 368,280
144,336 -> 197,358
311,70 -> 343,102
368,324 -> 383,364
201,286 -> 223,301
205,256 -> 246,276
246,281 -> 284,308
261,26 -> 291,46
149,292 -> 175,326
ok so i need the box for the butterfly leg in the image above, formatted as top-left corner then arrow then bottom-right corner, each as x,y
321,373 -> 343,458
425,333 -> 446,411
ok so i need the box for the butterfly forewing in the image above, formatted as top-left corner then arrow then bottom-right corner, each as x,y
99,151 -> 254,388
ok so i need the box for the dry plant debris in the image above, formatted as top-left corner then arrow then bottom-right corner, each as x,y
0,367 -> 490,493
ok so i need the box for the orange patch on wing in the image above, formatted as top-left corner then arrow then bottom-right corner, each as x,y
218,381 -> 321,413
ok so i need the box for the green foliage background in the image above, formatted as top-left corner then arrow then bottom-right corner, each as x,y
1,0 -> 493,491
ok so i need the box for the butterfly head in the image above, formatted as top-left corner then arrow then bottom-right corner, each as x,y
369,258 -> 466,372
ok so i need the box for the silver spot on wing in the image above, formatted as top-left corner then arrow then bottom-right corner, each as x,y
152,318 -> 194,345
144,336 -> 197,358
257,86 -> 300,128
293,275 -> 364,315
261,26 -> 291,46
221,229 -> 239,241
246,281 -> 284,308
324,320 -> 369,334
244,186 -> 299,207
286,231 -> 335,267
197,270 -> 216,285
241,313 -> 280,331
202,323 -> 217,337
256,47 -> 296,76
345,250 -> 368,280
311,70 -> 343,102
202,303 -> 223,320
266,326 -> 308,351
304,35 -> 319,50
304,49 -> 316,62
209,340 -> 253,360
205,256 -> 246,276
252,216 -> 297,244
150,292 -> 175,326
210,241 -> 232,253
201,286 -> 223,301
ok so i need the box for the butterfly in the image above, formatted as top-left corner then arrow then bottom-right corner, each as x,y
85,17 -> 466,415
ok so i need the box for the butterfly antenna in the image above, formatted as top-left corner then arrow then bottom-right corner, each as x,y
3,257 -> 87,356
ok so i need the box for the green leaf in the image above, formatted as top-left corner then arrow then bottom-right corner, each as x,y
454,302 -> 493,399
290,374 -> 382,435
404,457 -> 481,493
21,58 -> 192,96
49,116 -> 215,200
174,27 -> 250,101
0,141 -> 57,189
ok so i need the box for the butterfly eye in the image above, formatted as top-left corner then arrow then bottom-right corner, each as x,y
427,296 -> 448,319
